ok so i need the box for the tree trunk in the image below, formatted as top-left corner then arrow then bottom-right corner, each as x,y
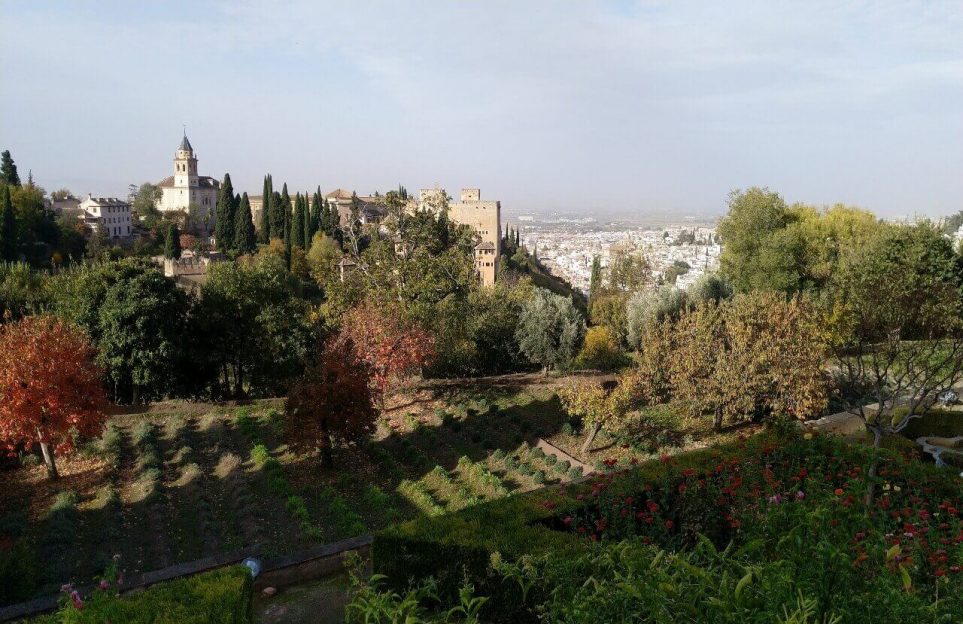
713,408 -> 723,432
131,385 -> 141,406
542,365 -> 549,377
864,426 -> 883,509
318,421 -> 333,468
582,422 -> 602,456
39,440 -> 59,479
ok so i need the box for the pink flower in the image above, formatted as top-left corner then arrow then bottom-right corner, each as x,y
768,494 -> 782,505
796,491 -> 805,501
99,579 -> 109,590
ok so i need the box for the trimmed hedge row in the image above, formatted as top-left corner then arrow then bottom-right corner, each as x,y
32,565 -> 253,623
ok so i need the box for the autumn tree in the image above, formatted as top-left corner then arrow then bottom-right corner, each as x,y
285,336 -> 377,468
660,291 -> 828,431
559,372 -> 643,455
339,299 -> 436,396
0,316 -> 107,478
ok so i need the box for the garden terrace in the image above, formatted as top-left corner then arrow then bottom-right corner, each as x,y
372,429 -> 963,622
1,375 -> 757,609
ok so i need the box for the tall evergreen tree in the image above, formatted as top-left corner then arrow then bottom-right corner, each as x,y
214,172 -> 237,252
1,150 -> 21,187
259,175 -> 272,243
0,185 -> 17,261
292,193 -> 306,249
164,223 -> 181,259
233,192 -> 257,254
272,183 -> 290,239
308,189 -> 320,245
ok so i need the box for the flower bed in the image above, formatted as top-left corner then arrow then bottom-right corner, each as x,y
372,429 -> 963,621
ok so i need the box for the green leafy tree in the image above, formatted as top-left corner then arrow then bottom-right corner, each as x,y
608,249 -> 650,292
719,188 -> 880,294
259,174 -> 273,243
164,222 -> 181,259
0,185 -> 16,261
197,255 -> 315,397
131,182 -> 163,227
214,172 -> 237,252
51,259 -> 189,404
828,222 -> 963,505
0,150 -> 20,186
625,285 -> 689,350
516,288 -> 585,373
233,192 -> 257,254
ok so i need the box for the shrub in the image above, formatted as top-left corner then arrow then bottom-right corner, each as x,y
532,470 -> 546,484
544,454 -> 558,466
491,449 -> 505,461
0,539 -> 37,604
553,459 -> 571,475
560,422 -> 574,436
364,485 -> 392,509
397,480 -> 445,517
568,465 -> 584,480
250,444 -> 271,468
36,565 -> 253,623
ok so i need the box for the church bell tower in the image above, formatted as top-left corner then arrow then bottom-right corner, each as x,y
173,132 -> 198,188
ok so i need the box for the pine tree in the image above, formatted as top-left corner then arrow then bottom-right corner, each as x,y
214,172 -> 237,252
0,185 -> 17,261
292,193 -> 305,249
259,175 -> 272,243
234,192 -> 257,254
272,183 -> 289,239
164,223 -> 181,259
1,151 -> 20,187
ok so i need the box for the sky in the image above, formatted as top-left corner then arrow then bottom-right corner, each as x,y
1,1 -> 962,219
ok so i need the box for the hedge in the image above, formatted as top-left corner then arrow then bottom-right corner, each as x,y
32,565 -> 253,623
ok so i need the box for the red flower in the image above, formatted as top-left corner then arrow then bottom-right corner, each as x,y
664,520 -> 674,530
834,488 -> 844,496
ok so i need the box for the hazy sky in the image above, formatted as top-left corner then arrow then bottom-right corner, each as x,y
2,1 -> 962,218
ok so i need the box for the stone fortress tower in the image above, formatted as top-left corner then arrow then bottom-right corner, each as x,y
419,187 -> 501,287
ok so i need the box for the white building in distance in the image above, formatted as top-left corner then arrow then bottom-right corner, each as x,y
78,194 -> 132,238
156,134 -> 219,228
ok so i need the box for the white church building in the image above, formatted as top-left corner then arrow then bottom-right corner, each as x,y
157,134 -> 219,228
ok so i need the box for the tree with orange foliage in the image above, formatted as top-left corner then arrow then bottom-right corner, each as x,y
285,335 -> 378,468
0,316 -> 108,479
340,300 -> 436,395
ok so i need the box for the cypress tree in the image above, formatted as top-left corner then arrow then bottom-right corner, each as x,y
259,175 -> 272,243
307,189 -> 319,245
233,192 -> 257,254
214,172 -> 236,252
164,223 -> 181,259
293,193 -> 306,249
272,183 -> 289,239
0,185 -> 17,261
1,150 -> 21,187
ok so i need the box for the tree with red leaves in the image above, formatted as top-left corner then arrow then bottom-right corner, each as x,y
340,300 -> 436,395
285,335 -> 378,468
0,315 -> 108,479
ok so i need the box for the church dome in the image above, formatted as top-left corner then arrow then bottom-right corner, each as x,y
178,134 -> 193,152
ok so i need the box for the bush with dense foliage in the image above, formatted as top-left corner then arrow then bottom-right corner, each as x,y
367,429 -> 963,622
33,565 -> 253,623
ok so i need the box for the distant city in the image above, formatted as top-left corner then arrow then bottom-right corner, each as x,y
506,215 -> 720,294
